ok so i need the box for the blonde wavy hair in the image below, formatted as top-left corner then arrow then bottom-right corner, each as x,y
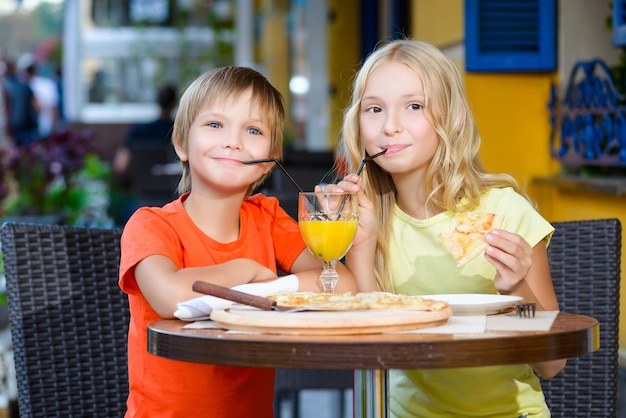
339,39 -> 530,292
172,66 -> 285,197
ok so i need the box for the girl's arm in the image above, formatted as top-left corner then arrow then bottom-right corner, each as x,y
484,231 -> 558,309
330,174 -> 380,291
345,237 -> 378,292
484,233 -> 566,379
135,256 -> 277,318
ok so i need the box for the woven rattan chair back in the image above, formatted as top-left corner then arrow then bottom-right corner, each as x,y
542,218 -> 621,417
0,222 -> 129,417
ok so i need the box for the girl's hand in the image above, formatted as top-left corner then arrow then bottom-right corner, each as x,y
324,174 -> 377,250
483,229 -> 533,294
323,175 -> 379,292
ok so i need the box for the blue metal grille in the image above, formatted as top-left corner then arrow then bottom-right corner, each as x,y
549,59 -> 626,168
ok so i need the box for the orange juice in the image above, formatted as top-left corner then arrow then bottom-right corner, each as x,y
299,219 -> 358,261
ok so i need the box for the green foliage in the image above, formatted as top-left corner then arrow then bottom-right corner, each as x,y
1,130 -> 114,227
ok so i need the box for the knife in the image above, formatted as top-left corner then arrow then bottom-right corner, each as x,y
192,280 -> 293,311
192,280 -> 379,312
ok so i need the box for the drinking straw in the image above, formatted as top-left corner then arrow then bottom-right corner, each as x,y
354,150 -> 387,177
243,158 -> 304,193
336,149 -> 387,213
244,149 -> 387,208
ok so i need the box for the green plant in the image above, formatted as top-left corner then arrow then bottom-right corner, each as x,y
0,129 -> 113,226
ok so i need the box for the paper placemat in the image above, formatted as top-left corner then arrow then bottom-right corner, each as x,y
184,311 -> 559,333
185,315 -> 487,334
395,315 -> 486,334
486,310 -> 559,331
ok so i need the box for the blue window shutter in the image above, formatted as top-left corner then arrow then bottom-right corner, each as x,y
614,0 -> 626,46
465,0 -> 556,72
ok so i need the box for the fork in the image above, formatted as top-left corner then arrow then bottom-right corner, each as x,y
515,302 -> 537,318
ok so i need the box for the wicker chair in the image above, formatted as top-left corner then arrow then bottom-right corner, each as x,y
0,222 -> 129,417
541,218 -> 621,417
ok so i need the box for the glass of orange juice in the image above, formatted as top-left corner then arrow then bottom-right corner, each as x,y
298,191 -> 358,294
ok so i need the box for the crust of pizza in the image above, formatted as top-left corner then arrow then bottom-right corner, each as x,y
438,212 -> 504,266
266,291 -> 449,311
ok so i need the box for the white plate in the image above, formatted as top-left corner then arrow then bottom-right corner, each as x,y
420,294 -> 523,315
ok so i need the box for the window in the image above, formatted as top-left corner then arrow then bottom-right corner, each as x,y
465,0 -> 556,72
63,0 -> 233,123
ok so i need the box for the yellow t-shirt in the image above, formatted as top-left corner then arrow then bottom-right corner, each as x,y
389,187 -> 554,418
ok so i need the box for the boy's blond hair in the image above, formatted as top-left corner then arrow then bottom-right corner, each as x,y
340,39 -> 529,292
172,66 -> 285,197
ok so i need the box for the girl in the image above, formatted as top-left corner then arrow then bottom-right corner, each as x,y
335,39 -> 565,417
119,66 -> 356,418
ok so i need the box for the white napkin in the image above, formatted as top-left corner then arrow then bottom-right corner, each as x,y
174,274 -> 299,321
183,321 -> 260,334
184,321 -> 221,329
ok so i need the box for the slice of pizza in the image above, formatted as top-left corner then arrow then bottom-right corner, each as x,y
438,212 -> 504,266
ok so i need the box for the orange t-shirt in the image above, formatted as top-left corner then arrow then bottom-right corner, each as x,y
119,193 -> 306,418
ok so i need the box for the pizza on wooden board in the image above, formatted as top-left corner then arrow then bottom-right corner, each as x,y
266,292 -> 449,311
438,212 -> 504,266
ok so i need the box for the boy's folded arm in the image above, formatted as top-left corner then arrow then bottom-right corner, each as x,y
174,274 -> 300,321
135,255 -> 278,318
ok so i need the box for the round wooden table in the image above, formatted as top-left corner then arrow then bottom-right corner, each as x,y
148,312 -> 599,418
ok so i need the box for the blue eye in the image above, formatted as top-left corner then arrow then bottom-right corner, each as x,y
248,127 -> 261,135
208,122 -> 221,128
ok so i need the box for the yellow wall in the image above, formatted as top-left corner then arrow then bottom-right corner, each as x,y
466,74 -> 559,187
257,0 -> 291,135
412,0 -> 463,46
327,0 -> 361,147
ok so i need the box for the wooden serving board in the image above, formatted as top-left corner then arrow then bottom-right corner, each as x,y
210,306 -> 453,335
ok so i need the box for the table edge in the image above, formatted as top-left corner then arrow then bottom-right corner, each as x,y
147,312 -> 599,369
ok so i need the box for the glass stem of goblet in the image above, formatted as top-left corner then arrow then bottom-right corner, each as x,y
319,259 -> 339,294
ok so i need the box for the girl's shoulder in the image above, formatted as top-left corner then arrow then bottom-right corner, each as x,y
480,187 -> 553,245
480,187 -> 531,209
